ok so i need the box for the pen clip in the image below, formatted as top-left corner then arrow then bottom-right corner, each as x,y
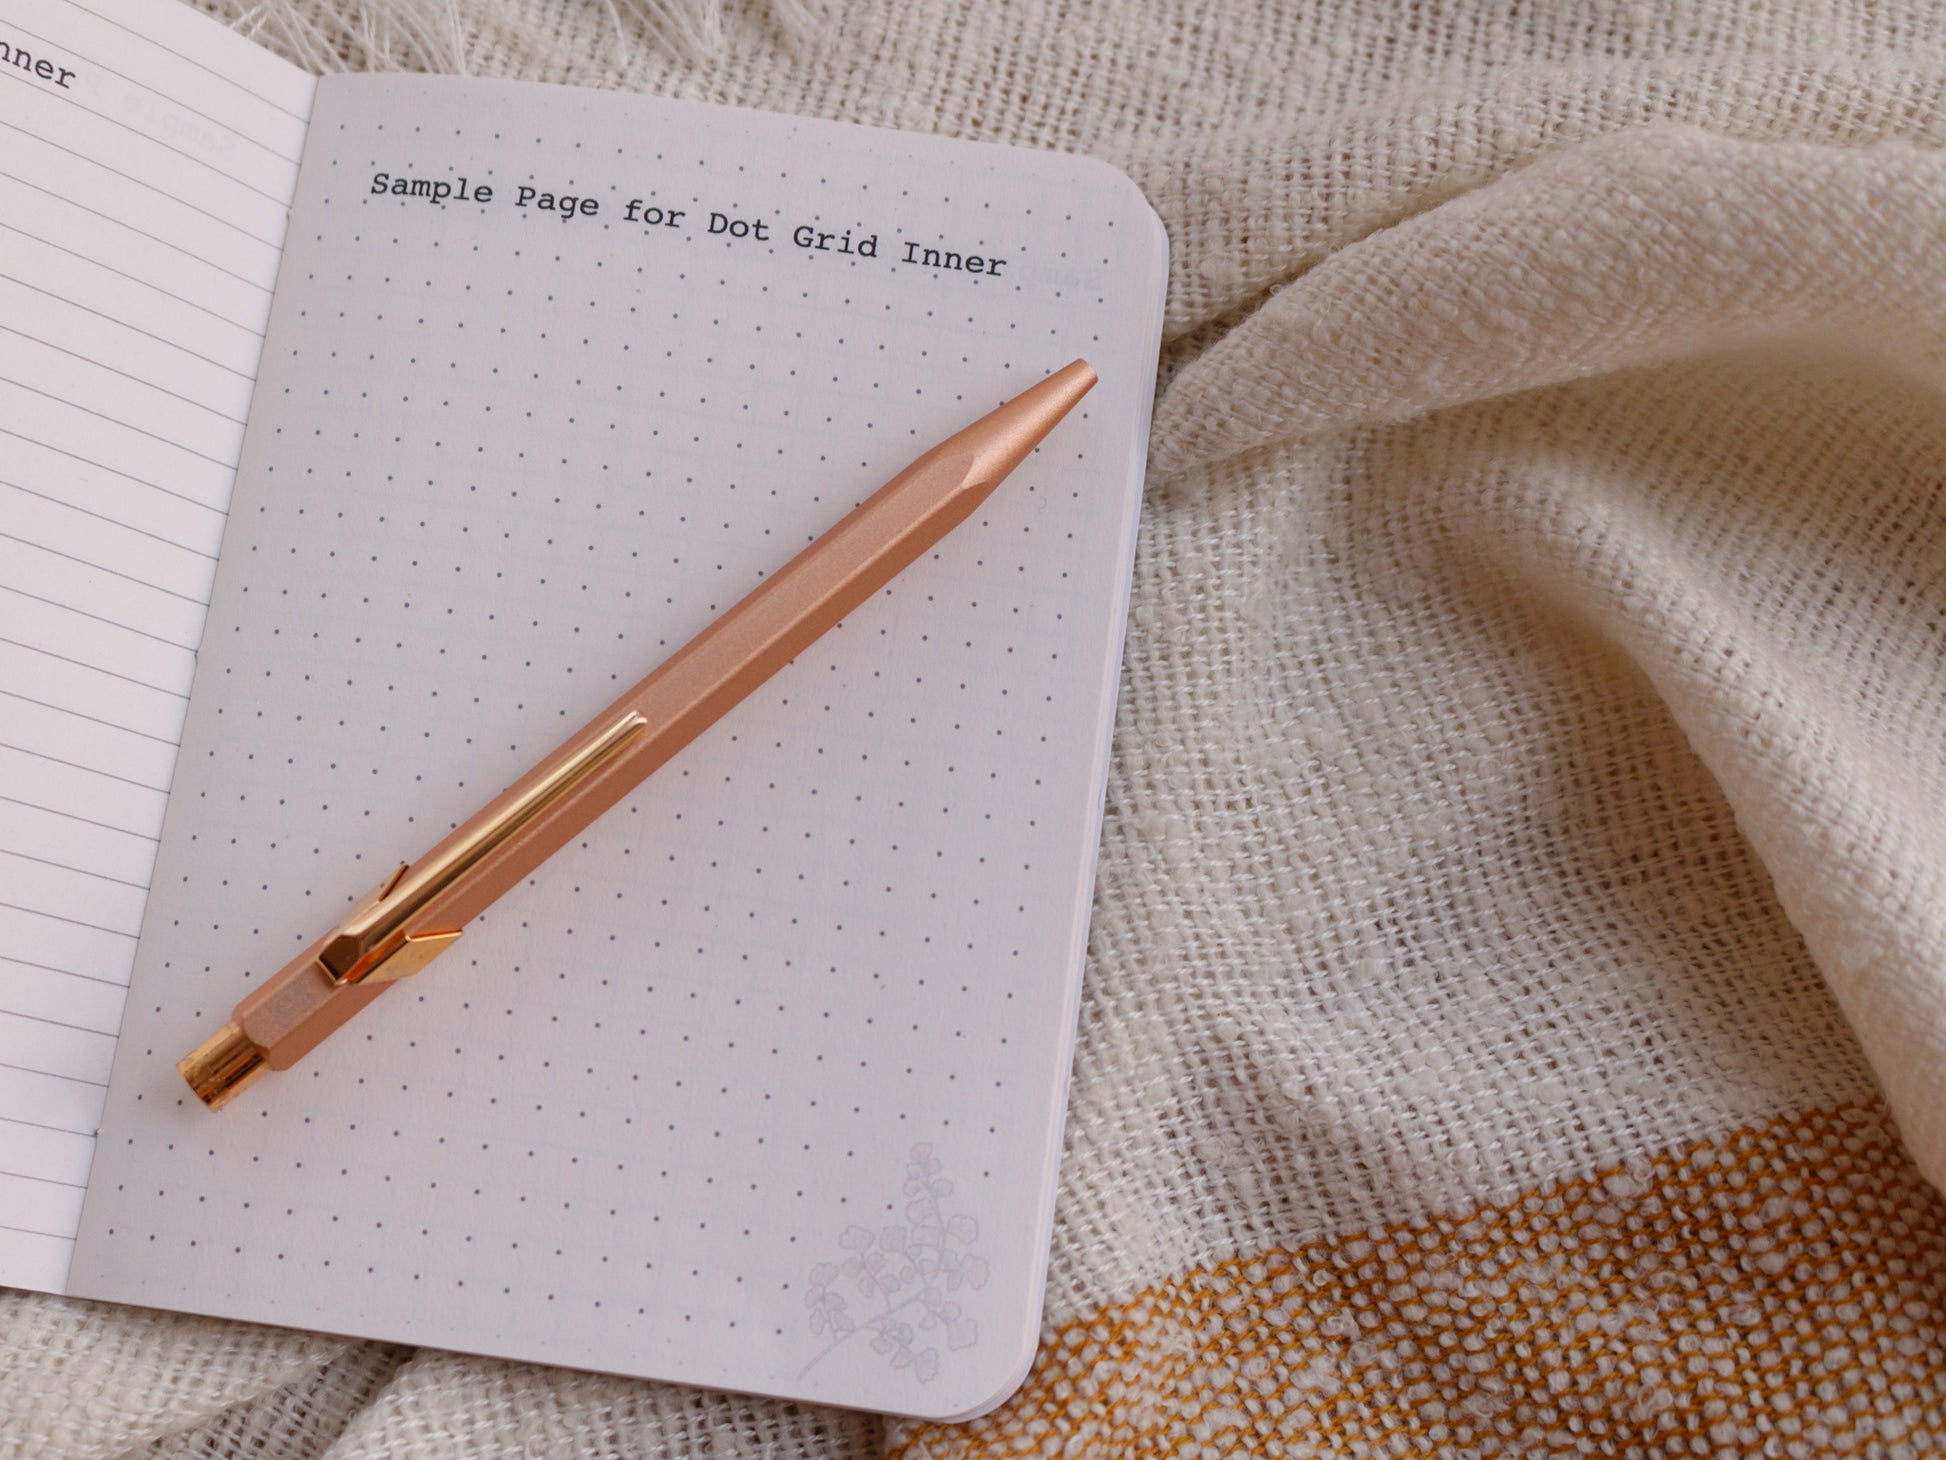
321,863 -> 464,985
316,710 -> 651,986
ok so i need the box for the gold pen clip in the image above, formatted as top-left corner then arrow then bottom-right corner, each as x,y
316,710 -> 650,986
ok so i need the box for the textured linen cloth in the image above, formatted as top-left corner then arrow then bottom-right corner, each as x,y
6,0 -> 1946,1454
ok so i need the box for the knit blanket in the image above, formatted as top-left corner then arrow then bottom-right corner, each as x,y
7,0 -> 1946,1455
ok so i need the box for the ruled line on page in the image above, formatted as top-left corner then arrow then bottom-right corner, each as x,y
0,174 -> 277,301
0,256 -> 266,364
2,949 -> 146,987
0,1059 -> 107,1089
0,524 -> 222,603
0,92 -> 293,229
0,742 -> 170,794
0,687 -> 190,746
0,426 -> 235,515
0,1221 -> 79,1240
0,375 -> 243,469
0,1200 -> 80,1287
0,633 -> 194,698
0,1115 -> 102,1178
0,479 -> 222,563
0,728 -> 176,805
0,636 -> 201,724
0,847 -> 149,894
0,324 -> 251,424
0,626 -> 190,690
0,1008 -> 121,1045
0,738 -> 169,820
0,966 -> 131,1035
0,15 -> 300,144
0,583 -> 201,653
0,499 -> 217,605
2,19 -> 303,174
0,1003 -> 121,1079
0,0 -> 315,1293
0,7 -> 304,217
0,118 -> 285,249
0,806 -> 158,861
0,587 -> 198,690
62,0 -> 313,121
0,691 -> 187,789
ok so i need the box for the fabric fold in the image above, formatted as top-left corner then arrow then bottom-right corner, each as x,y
0,1293 -> 345,1460
1147,127 -> 1946,1190
1150,128 -> 1946,471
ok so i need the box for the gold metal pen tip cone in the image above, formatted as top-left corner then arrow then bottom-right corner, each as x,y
179,1022 -> 268,1110
954,359 -> 1099,489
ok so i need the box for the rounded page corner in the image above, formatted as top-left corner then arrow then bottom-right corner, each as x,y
903,1316 -> 1046,1426
1065,153 -> 1170,268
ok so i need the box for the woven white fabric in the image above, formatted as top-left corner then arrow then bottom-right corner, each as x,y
6,1 -> 1945,1455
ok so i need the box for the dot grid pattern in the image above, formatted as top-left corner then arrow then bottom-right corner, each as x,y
69,73 -> 1166,1421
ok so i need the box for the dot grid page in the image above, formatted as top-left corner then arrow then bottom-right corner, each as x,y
70,73 -> 1164,1420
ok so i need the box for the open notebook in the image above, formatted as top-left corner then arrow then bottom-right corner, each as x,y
0,0 -> 1164,1422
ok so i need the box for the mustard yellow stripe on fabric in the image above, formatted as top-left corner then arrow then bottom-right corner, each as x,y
895,1105 -> 1946,1458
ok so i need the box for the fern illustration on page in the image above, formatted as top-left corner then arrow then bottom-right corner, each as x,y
800,1143 -> 990,1385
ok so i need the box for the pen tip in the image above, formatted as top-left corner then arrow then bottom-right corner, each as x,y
1036,359 -> 1099,415
1050,358 -> 1099,405
956,359 -> 1098,487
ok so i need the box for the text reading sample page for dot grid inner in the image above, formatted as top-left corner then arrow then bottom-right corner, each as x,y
70,75 -> 1166,1419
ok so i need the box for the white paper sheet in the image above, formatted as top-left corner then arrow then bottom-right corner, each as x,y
69,73 -> 1164,1419
0,0 -> 313,1291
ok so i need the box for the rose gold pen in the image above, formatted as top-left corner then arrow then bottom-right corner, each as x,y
177,359 -> 1097,1110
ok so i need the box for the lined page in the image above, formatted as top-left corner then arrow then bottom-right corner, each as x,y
0,0 -> 312,1293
